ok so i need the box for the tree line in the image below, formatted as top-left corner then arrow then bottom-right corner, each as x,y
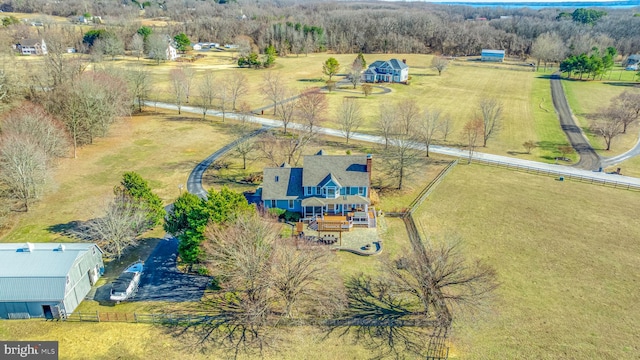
1,0 -> 639,59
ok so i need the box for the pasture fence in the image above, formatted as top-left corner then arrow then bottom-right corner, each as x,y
465,156 -> 640,192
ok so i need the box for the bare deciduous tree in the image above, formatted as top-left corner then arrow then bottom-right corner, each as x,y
337,98 -> 363,143
48,71 -> 130,158
523,140 -> 536,154
441,115 -> 453,142
331,235 -> 497,359
226,72 -> 249,110
82,197 -> 149,259
479,98 -> 502,147
383,123 -> 421,190
591,109 -> 624,151
418,109 -> 442,157
1,103 -> 69,160
297,88 -> 328,135
126,65 -> 151,112
397,99 -> 421,135
463,118 -> 483,163
0,135 -> 48,211
169,68 -> 187,114
348,56 -> 364,89
261,71 -> 284,115
197,214 -> 279,357
362,83 -> 373,97
377,105 -> 396,149
256,131 -> 312,167
431,56 -> 449,76
272,242 -> 335,318
276,88 -> 297,134
180,65 -> 196,104
612,90 -> 640,133
130,33 -> 144,60
197,71 -> 216,120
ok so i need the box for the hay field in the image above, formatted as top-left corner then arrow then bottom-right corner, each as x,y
413,164 -> 640,359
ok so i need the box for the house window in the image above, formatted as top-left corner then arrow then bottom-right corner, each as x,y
327,188 -> 335,198
275,176 -> 279,182
305,187 -> 311,196
91,246 -> 96,255
359,187 -> 366,196
316,186 -> 321,195
270,200 -> 276,207
288,200 -> 294,209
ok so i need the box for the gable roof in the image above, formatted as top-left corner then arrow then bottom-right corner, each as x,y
261,167 -> 303,200
18,39 -> 43,47
302,154 -> 369,187
388,59 -> 408,70
0,243 -> 101,278
0,243 -> 102,302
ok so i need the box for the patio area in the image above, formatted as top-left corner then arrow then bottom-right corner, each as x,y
297,223 -> 382,256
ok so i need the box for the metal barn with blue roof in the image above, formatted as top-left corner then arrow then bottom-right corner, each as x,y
481,49 -> 505,62
0,243 -> 104,319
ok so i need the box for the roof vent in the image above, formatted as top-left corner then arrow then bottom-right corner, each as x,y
54,244 -> 65,252
18,242 -> 34,253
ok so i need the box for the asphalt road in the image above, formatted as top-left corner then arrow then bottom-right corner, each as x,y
601,129 -> 640,168
550,73 -> 601,171
144,101 -> 640,188
134,235 -> 209,302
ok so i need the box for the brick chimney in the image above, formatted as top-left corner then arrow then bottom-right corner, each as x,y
366,154 -> 372,195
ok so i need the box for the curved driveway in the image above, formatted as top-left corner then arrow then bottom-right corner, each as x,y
187,127 -> 268,198
550,73 -> 601,170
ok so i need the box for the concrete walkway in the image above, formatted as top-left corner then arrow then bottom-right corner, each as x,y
144,101 -> 640,188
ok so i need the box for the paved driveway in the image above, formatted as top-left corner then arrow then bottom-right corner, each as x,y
133,235 -> 209,302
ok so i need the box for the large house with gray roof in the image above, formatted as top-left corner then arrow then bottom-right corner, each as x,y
0,243 -> 104,319
258,151 -> 376,227
363,59 -> 409,83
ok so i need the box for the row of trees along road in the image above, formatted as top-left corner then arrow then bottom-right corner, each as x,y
161,186 -> 497,359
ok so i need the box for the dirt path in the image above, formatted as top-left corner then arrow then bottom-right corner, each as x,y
550,73 -> 601,171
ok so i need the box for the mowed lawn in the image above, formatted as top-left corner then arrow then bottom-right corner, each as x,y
0,109 -> 240,243
563,78 -> 639,157
413,164 -> 640,359
41,52 -> 571,163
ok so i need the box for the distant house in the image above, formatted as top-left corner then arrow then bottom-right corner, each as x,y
259,151 -> 376,228
363,59 -> 409,83
0,243 -> 104,319
625,54 -> 640,71
224,44 -> 239,49
149,43 -> 179,61
481,49 -> 505,62
16,39 -> 47,55
191,43 -> 202,51
167,44 -> 178,60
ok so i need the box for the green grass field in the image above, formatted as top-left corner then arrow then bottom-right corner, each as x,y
413,164 -> 640,359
